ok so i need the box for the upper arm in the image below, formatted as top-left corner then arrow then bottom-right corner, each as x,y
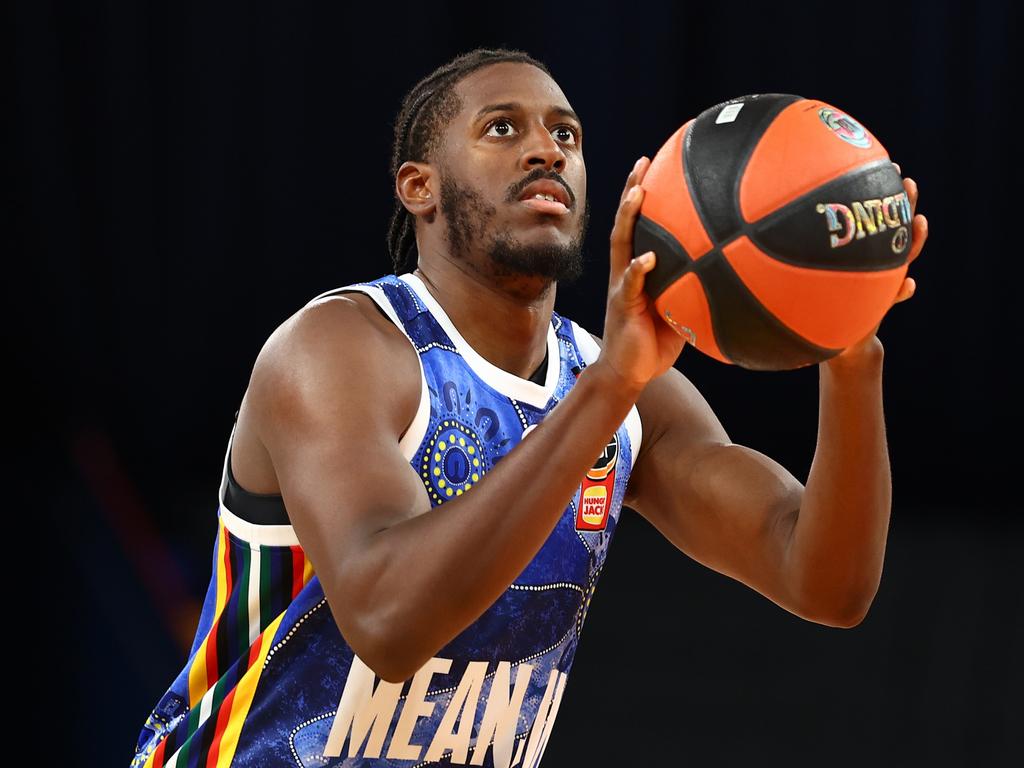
583,331 -> 807,616
248,295 -> 428,660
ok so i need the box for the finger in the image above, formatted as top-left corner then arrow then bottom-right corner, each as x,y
620,251 -> 656,305
895,277 -> 917,304
893,161 -> 901,175
906,214 -> 928,265
610,184 -> 645,279
634,156 -> 652,188
619,157 -> 645,206
904,176 -> 918,214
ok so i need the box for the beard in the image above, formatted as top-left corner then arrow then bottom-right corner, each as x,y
440,171 -> 590,285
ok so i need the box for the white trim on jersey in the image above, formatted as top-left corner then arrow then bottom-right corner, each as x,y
399,272 -> 561,410
322,282 -> 432,460
217,281 -> 431,547
218,424 -> 301,547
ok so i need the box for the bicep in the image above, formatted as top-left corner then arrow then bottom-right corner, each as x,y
251,299 -> 428,634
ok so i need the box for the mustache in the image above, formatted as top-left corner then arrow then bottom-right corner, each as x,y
507,169 -> 576,207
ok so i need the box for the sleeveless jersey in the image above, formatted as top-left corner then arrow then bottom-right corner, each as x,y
130,272 -> 643,768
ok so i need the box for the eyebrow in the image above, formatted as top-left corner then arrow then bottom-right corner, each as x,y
474,102 -> 583,129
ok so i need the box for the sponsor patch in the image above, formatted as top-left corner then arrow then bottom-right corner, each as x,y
576,433 -> 618,531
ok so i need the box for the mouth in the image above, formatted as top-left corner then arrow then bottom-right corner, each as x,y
517,179 -> 573,216
519,197 -> 570,215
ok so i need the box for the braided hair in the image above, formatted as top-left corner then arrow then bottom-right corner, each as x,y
386,48 -> 552,275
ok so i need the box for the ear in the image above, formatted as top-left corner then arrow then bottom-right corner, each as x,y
396,161 -> 437,221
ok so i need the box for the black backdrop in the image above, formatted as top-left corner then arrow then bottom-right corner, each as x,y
13,0 -> 1021,765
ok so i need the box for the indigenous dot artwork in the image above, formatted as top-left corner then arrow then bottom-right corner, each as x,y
420,420 -> 487,502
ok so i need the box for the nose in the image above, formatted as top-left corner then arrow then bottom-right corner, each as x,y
520,121 -> 567,173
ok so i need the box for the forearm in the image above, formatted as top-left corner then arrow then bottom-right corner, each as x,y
787,342 -> 890,626
357,361 -> 640,681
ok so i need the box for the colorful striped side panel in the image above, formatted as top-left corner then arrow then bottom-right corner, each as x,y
131,514 -> 315,768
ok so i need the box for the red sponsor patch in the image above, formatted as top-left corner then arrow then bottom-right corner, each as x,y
576,474 -> 613,530
575,432 -> 619,531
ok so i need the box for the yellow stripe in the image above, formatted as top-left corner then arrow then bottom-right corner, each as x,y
302,552 -> 315,586
140,738 -> 158,768
212,612 -> 287,767
188,518 -> 230,706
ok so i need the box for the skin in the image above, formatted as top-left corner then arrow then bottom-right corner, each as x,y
394,61 -> 591,379
231,61 -> 929,682
615,159 -> 927,626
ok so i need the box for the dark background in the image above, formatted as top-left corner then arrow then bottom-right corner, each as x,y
13,0 -> 1020,765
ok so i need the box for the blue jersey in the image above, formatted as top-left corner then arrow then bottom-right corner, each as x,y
131,272 -> 642,768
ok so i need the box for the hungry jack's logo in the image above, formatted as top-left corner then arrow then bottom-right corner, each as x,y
576,432 -> 618,531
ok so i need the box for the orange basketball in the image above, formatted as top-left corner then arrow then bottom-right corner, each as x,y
635,94 -> 912,370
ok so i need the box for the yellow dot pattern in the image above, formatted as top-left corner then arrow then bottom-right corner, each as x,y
420,419 -> 488,505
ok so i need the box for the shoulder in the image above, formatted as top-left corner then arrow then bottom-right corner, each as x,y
249,290 -> 422,438
259,291 -> 414,378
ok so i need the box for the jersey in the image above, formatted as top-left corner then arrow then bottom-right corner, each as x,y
130,272 -> 643,768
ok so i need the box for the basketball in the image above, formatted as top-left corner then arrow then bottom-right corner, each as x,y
634,93 -> 913,371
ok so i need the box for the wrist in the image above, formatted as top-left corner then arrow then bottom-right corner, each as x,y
823,336 -> 884,376
579,360 -> 646,406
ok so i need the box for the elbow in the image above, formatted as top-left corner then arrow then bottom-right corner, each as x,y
339,611 -> 417,684
349,618 -> 412,684
322,577 -> 416,684
358,644 -> 414,685
818,591 -> 876,629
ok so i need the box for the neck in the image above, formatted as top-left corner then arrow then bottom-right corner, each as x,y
412,256 -> 554,381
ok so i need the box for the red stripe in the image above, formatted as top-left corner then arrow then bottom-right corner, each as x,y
205,627 -> 267,767
204,685 -> 237,767
249,634 -> 264,665
290,545 -> 304,599
204,534 -> 235,688
151,732 -> 168,767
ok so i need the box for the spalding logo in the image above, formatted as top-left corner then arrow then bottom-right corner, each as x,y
815,192 -> 912,253
818,107 -> 872,148
664,309 -> 697,345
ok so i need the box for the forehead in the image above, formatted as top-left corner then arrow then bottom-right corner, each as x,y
451,62 -> 574,125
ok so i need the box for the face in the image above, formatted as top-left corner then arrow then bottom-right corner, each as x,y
435,62 -> 590,284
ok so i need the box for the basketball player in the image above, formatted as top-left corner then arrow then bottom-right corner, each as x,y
130,48 -> 927,767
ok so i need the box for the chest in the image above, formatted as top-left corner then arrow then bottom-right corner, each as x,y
407,358 -> 634,587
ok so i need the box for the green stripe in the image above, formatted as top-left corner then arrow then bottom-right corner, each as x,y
176,705 -> 202,764
208,659 -> 228,726
259,543 -> 272,632
236,544 -> 251,658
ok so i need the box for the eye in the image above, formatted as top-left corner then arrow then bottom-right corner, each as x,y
485,118 -> 517,138
484,119 -> 580,146
553,125 -> 579,145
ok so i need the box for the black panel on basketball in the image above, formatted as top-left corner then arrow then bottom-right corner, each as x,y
685,94 -> 803,245
692,250 -> 842,370
748,159 -> 910,271
634,215 -> 694,300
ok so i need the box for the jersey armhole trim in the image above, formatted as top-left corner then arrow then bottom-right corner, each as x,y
217,282 -> 430,547
317,283 -> 430,462
218,424 -> 301,547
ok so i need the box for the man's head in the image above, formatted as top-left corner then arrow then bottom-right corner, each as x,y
388,49 -> 589,288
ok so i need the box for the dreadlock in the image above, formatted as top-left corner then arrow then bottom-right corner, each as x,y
386,48 -> 553,275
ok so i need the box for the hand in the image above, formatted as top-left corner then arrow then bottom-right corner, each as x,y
599,157 -> 688,392
830,162 -> 929,365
